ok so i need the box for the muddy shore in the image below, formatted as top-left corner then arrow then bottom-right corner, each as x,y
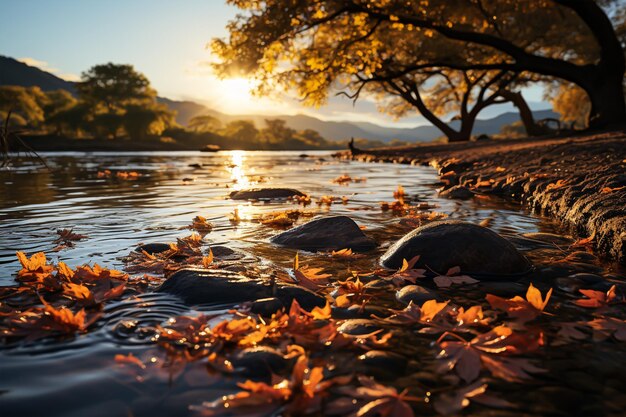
335,131 -> 626,265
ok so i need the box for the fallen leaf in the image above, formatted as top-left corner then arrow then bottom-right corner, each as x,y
433,267 -> 479,288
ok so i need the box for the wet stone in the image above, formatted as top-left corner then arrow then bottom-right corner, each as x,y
135,242 -> 171,254
396,285 -> 438,305
230,346 -> 290,378
337,319 -> 382,336
331,304 -> 392,320
380,220 -> 532,277
270,215 -> 376,252
250,297 -> 284,316
229,188 -> 305,200
209,245 -> 245,260
157,268 -> 325,309
439,185 -> 474,200
478,281 -> 527,297
357,350 -> 408,380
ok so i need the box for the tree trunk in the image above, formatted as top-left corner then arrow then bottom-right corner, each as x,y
584,68 -> 626,130
500,90 -> 548,136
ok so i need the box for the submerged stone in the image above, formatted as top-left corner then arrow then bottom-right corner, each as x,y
270,215 -> 376,252
395,285 -> 438,305
357,350 -> 408,379
157,268 -> 325,309
230,346 -> 291,377
229,188 -> 305,200
439,185 -> 474,200
380,220 -> 532,277
337,319 -> 382,336
135,242 -> 171,254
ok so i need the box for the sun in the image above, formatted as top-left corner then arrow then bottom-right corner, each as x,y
214,77 -> 259,113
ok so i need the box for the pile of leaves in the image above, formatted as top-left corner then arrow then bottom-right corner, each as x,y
0,252 -> 128,342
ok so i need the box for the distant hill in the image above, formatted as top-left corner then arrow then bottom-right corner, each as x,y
1,54 -> 557,142
0,55 -> 77,94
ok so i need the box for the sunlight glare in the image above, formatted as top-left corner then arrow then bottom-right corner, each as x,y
228,150 -> 250,190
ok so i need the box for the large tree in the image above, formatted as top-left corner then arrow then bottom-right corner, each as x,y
212,0 -> 625,137
77,63 -> 155,112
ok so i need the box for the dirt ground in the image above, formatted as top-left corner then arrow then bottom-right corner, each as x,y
335,130 -> 626,265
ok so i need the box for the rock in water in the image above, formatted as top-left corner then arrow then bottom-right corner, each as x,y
396,285 -> 438,305
135,242 -> 171,254
270,215 -> 376,252
157,268 -> 325,309
380,220 -> 532,276
439,185 -> 474,200
229,188 -> 305,200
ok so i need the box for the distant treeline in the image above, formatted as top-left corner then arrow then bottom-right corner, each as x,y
0,63 -> 411,151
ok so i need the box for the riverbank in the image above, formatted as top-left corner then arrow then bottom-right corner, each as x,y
335,130 -> 626,265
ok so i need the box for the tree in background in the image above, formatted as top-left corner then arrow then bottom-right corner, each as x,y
122,103 -> 176,140
77,63 -> 154,112
212,0 -> 625,140
0,86 -> 46,127
545,82 -> 592,129
76,63 -> 175,139
220,120 -> 259,143
188,114 -> 222,132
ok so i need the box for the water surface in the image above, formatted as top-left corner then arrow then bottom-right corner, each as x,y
1,151 -> 624,417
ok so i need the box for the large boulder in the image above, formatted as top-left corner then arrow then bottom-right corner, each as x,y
229,188 -> 305,200
270,215 -> 376,252
157,268 -> 325,309
380,220 -> 532,277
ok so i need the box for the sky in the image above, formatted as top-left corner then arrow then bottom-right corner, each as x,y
0,0 -> 549,127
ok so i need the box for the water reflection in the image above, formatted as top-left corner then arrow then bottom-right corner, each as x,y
227,150 -> 250,191
0,151 -> 567,282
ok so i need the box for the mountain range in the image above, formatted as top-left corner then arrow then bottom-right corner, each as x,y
1,55 -> 557,142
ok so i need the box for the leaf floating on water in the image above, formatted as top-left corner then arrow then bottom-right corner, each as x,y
486,283 -> 552,323
293,253 -> 331,291
586,317 -> 626,341
202,249 -> 214,268
115,353 -> 146,369
433,267 -> 479,288
437,325 -> 545,383
388,256 -> 426,286
55,228 -> 88,244
15,251 -> 54,282
188,215 -> 213,235
329,376 -> 419,417
574,285 -> 619,308
393,185 -> 406,200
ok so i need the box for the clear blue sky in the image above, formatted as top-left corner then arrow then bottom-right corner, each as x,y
0,0 -> 549,126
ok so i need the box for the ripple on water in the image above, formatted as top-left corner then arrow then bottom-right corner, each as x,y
1,151 -> 624,417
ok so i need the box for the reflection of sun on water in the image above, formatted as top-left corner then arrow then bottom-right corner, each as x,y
228,150 -> 250,191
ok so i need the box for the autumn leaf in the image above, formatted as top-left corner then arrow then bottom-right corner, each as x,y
330,376 -> 419,417
189,215 -> 213,235
437,325 -> 545,382
330,248 -> 359,258
389,255 -> 426,286
15,251 -> 54,282
261,212 -> 294,228
115,353 -> 146,369
385,300 -> 449,325
586,317 -> 626,342
486,283 -> 552,323
433,266 -> 479,288
55,228 -> 88,242
393,185 -> 406,201
202,248 -> 214,268
293,253 -> 331,291
574,285 -> 619,308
